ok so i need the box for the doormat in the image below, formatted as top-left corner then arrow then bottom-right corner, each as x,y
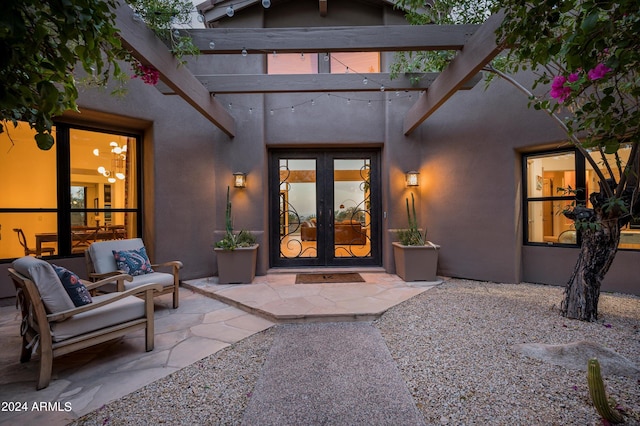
295,273 -> 365,284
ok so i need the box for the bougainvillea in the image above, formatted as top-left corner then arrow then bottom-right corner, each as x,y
548,63 -> 612,103
131,61 -> 160,85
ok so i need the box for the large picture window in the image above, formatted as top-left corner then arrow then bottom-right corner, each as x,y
0,121 -> 142,260
523,147 -> 639,250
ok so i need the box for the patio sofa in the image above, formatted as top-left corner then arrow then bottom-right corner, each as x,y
301,220 -> 367,245
9,256 -> 160,389
85,238 -> 183,309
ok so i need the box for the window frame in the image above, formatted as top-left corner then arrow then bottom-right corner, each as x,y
0,122 -> 143,261
522,148 -> 586,248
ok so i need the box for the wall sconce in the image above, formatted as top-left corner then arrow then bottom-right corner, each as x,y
233,172 -> 247,188
405,171 -> 420,187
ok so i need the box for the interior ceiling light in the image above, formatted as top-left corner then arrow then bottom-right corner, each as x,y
94,141 -> 127,183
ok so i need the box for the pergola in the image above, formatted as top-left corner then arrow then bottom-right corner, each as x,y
114,0 -> 503,138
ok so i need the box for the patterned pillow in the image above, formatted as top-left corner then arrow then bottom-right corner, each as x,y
52,265 -> 92,307
112,247 -> 154,276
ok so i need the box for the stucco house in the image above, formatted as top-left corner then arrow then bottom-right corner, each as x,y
0,0 -> 638,299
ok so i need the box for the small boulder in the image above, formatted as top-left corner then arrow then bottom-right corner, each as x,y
512,340 -> 640,378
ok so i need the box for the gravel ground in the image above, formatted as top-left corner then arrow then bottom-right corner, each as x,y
73,279 -> 640,425
375,279 -> 640,426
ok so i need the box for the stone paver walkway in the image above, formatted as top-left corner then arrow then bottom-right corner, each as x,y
242,322 -> 426,425
183,271 -> 438,322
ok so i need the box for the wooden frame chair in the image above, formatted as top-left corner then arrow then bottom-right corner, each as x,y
9,256 -> 161,390
85,238 -> 182,309
13,228 -> 55,257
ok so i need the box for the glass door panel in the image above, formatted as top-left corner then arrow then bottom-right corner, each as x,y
278,159 -> 318,260
333,159 -> 371,258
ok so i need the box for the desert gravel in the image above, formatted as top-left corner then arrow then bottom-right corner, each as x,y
73,278 -> 640,425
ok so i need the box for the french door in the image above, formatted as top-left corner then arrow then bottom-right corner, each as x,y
269,149 -> 381,267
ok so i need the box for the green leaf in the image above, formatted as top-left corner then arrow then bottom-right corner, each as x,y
35,133 -> 54,150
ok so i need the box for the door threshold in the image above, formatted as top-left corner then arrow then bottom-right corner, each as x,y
268,266 -> 386,275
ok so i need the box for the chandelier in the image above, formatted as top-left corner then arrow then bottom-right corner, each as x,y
94,141 -> 127,183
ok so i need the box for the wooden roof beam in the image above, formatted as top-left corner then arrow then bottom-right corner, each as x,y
186,24 -> 479,54
403,13 -> 504,135
114,0 -> 236,137
155,72 -> 482,94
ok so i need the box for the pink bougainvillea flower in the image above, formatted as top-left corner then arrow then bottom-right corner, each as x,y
550,75 -> 572,102
568,72 -> 580,83
132,62 -> 160,85
587,63 -> 611,81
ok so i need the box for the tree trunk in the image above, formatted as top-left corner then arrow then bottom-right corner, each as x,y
561,215 -> 620,322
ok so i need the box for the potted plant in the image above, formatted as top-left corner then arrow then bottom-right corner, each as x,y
392,193 -> 440,281
214,187 -> 258,284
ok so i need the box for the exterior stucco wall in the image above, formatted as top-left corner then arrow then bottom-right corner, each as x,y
72,78 -> 226,280
1,1 -> 637,298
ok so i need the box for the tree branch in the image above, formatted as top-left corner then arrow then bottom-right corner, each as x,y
484,64 -> 614,198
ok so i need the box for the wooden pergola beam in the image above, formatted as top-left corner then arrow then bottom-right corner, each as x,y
114,1 -> 236,137
156,72 -> 482,94
198,0 -> 421,23
403,13 -> 504,135
187,24 -> 479,54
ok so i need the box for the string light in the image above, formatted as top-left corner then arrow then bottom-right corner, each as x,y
262,0 -> 271,7
219,92 -> 415,116
241,48 -> 248,56
209,41 -> 215,49
363,77 -> 368,85
226,5 -> 234,17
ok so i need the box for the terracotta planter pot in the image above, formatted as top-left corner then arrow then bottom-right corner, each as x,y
392,242 -> 440,282
214,244 -> 259,284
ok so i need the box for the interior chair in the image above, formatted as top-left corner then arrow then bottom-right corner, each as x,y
13,228 -> 55,257
9,256 -> 161,390
558,229 -> 577,244
85,238 -> 183,309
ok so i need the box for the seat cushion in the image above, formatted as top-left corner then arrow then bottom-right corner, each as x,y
51,293 -> 145,342
98,272 -> 175,293
89,238 -> 146,274
13,257 -> 75,314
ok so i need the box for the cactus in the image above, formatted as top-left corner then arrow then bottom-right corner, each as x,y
215,186 -> 256,250
587,358 -> 624,424
397,193 -> 426,246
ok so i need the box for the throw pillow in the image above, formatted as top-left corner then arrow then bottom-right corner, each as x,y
112,247 -> 154,276
52,265 -> 92,307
